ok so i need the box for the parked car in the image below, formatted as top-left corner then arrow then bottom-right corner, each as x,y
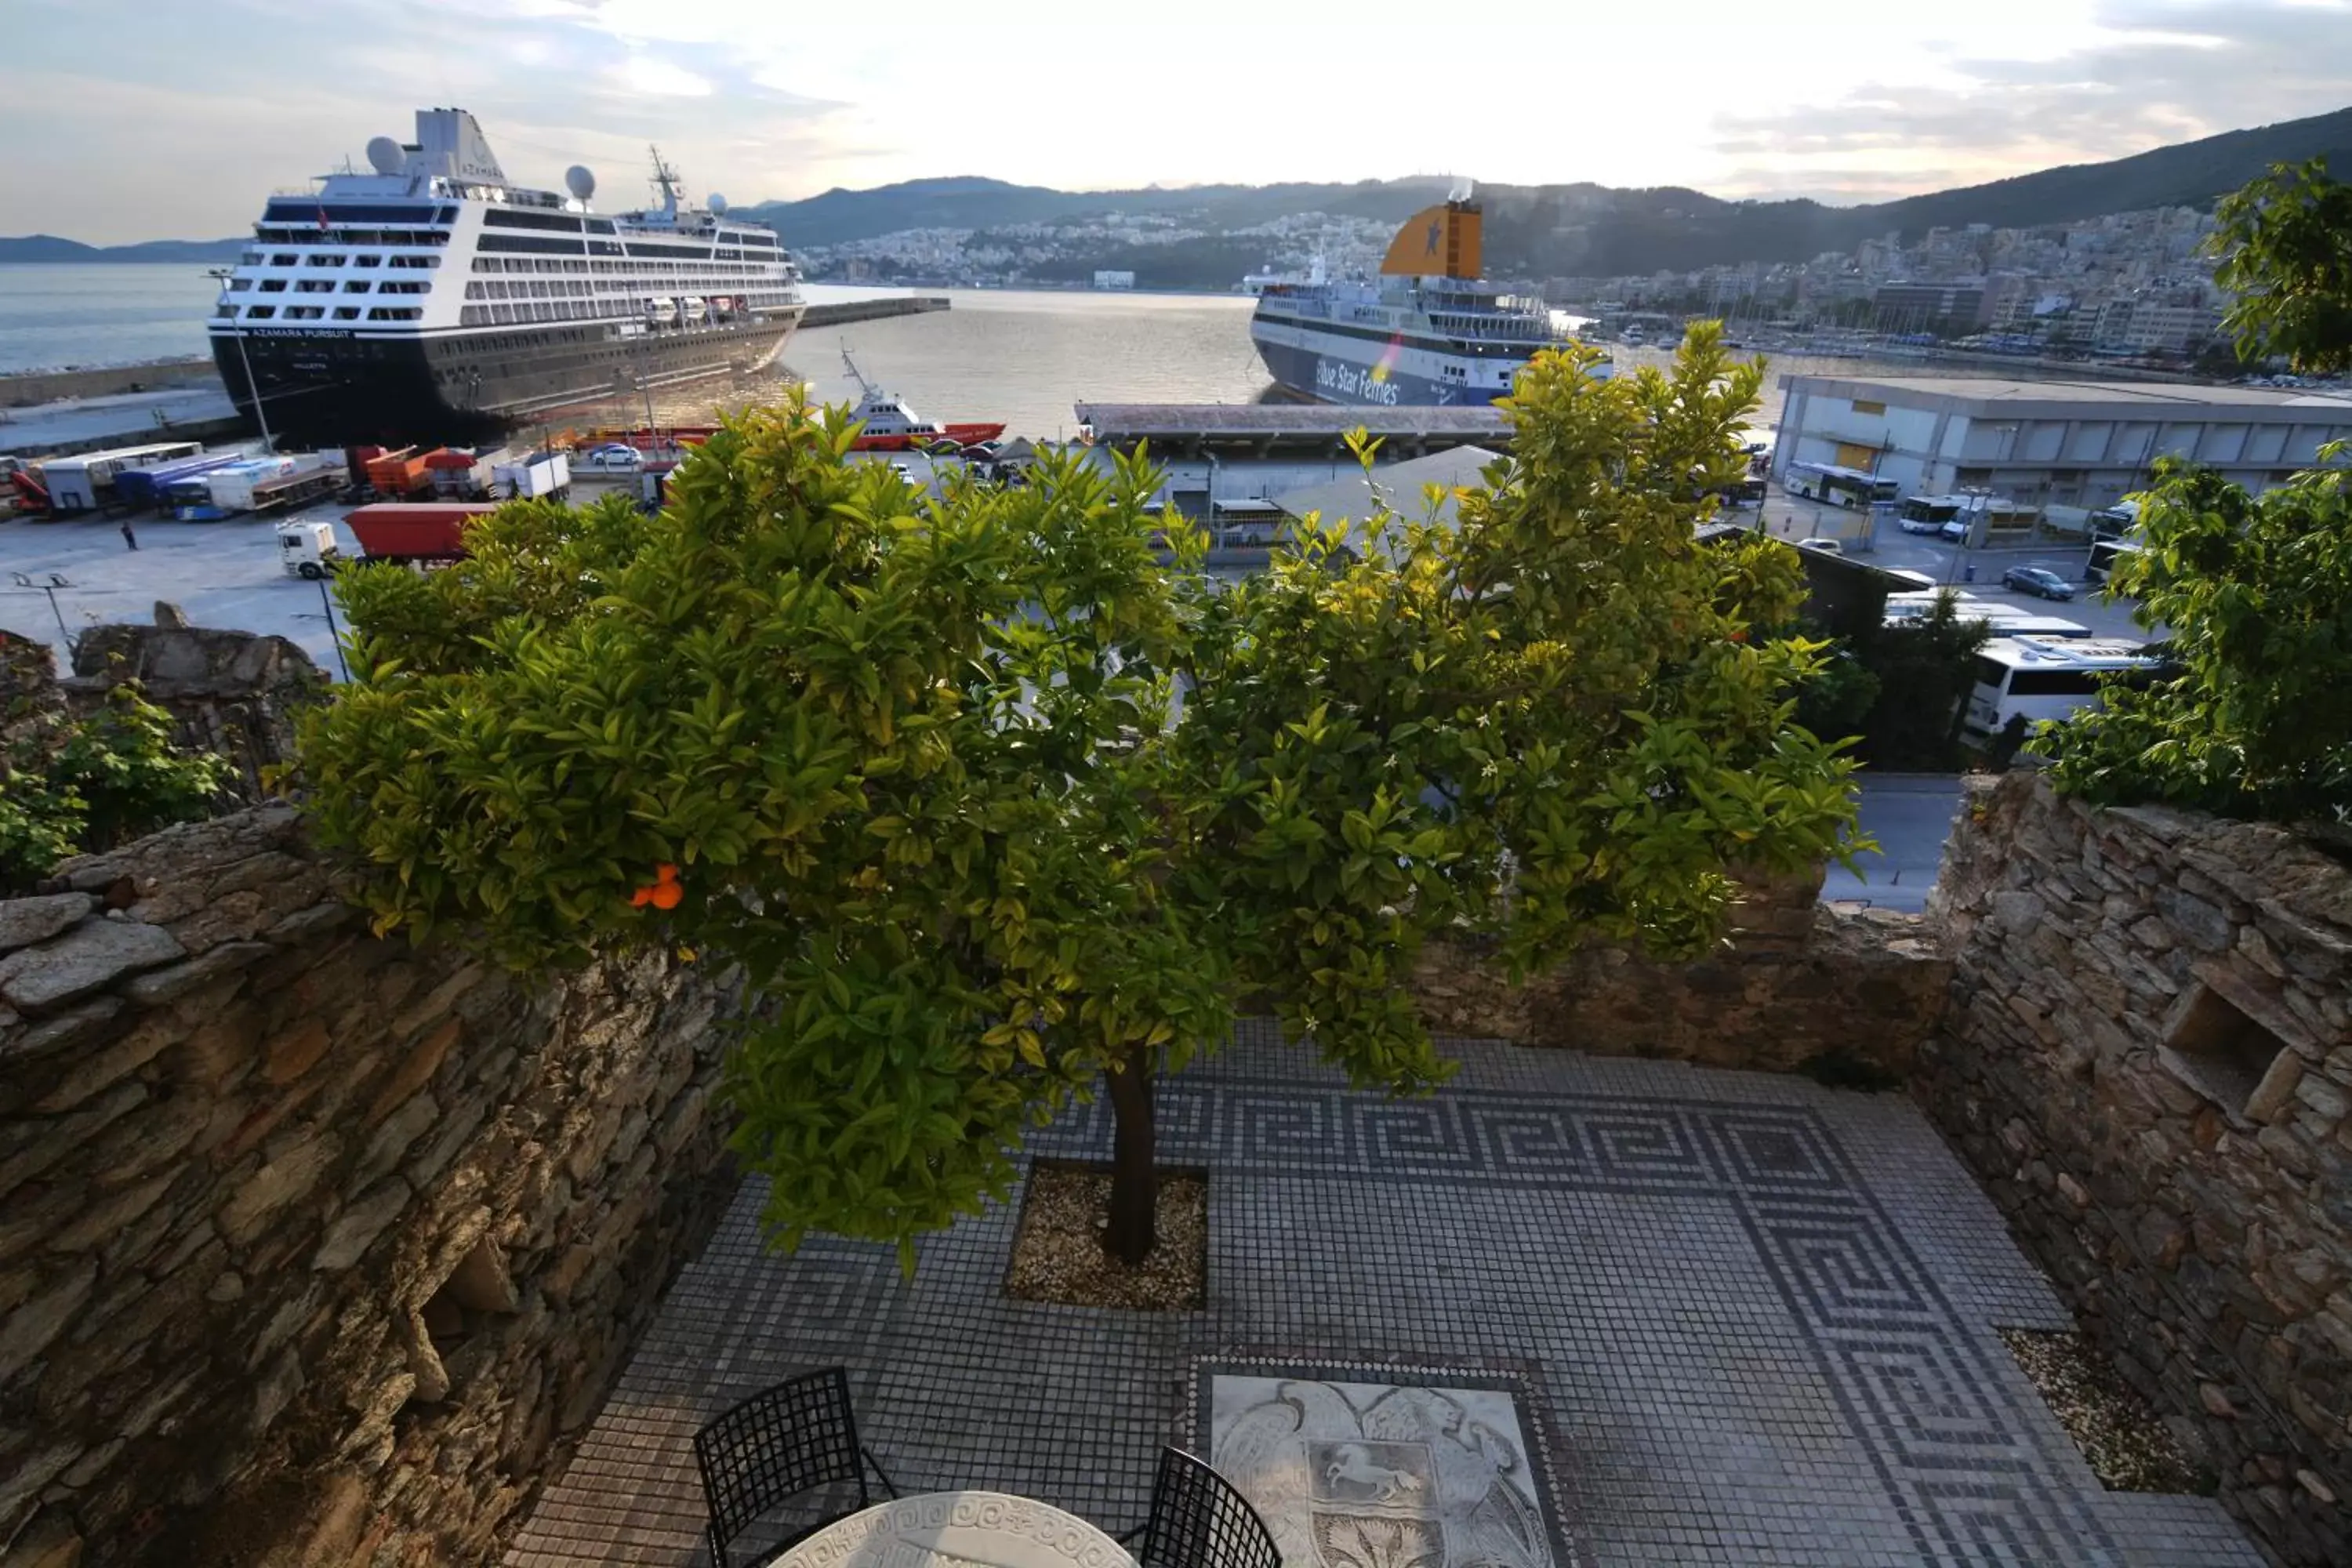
1796,537 -> 1846,556
583,444 -> 642,470
1938,518 -> 1971,541
2002,564 -> 2077,601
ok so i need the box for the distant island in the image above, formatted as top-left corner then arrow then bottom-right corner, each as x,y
0,234 -> 246,264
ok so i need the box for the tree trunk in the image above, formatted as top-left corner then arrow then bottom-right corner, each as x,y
1102,1041 -> 1157,1265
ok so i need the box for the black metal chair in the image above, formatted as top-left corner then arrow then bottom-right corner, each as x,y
1119,1447 -> 1284,1568
694,1367 -> 898,1568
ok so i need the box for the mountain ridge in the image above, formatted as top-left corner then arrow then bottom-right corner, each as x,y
14,105 -> 2350,280
739,106 -> 2352,279
0,234 -> 246,264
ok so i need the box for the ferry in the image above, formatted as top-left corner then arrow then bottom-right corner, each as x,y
207,108 -> 806,448
1249,183 -> 1599,408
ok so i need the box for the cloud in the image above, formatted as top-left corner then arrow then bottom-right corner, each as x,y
609,55 -> 715,97
1715,0 -> 2352,190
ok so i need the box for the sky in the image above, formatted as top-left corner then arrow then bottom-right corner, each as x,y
7,0 -> 2351,245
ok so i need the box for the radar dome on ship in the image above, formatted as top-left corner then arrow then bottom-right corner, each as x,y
365,136 -> 405,176
565,165 -> 597,201
708,192 -> 728,215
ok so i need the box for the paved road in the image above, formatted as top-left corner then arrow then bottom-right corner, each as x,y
0,461 -> 940,678
2,507 -> 357,677
1822,774 -> 1966,913
1757,488 -> 2161,642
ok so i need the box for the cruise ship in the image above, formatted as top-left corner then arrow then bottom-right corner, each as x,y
208,109 -> 805,448
1248,183 -> 1593,407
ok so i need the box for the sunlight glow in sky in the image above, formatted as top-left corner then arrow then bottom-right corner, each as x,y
5,0 -> 2349,243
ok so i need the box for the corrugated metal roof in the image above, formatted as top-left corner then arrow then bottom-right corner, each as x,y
1076,403 -> 1515,439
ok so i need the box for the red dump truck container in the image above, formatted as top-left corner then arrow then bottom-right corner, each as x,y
364,448 -> 432,496
343,503 -> 499,564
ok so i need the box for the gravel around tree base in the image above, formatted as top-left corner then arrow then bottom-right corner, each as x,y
1004,1162 -> 1206,1310
1999,1327 -> 2206,1494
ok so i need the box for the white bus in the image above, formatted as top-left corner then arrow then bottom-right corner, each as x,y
1785,461 -> 1899,509
1965,635 -> 2159,734
1885,591 -> 2091,639
2086,538 -> 2147,589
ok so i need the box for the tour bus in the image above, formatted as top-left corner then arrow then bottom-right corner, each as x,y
2086,538 -> 2147,589
1965,635 -> 2158,735
1885,591 -> 2090,639
1896,495 -> 1966,533
1784,461 -> 1900,509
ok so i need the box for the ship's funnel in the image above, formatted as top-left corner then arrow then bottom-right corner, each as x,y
1381,200 -> 1483,281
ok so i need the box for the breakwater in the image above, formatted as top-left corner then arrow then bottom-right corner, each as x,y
0,357 -> 217,407
800,295 -> 950,329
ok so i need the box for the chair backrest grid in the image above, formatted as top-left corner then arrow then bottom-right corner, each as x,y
697,1368 -> 866,1559
1143,1449 -> 1283,1568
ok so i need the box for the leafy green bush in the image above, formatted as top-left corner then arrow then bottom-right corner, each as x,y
0,686 -> 234,893
2043,460 -> 2352,824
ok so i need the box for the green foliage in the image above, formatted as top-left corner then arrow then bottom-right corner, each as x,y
1789,642 -> 1882,745
0,686 -> 234,893
299,329 -> 1864,1254
2212,158 -> 2352,374
2042,459 -> 2352,824
1844,593 -> 1994,771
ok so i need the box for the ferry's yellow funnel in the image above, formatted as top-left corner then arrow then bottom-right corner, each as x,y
1381,199 -> 1483,280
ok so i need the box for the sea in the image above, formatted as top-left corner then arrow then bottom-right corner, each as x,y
0,263 -> 2096,437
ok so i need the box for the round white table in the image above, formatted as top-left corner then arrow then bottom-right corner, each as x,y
772,1491 -> 1137,1568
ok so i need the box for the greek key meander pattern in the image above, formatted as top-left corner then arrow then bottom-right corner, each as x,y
1036,1080 -> 2122,1567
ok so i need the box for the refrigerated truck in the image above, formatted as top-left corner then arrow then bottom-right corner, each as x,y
40,442 -> 202,513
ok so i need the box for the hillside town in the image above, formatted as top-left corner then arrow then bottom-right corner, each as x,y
1555,204 -> 2230,363
804,201 -> 2239,368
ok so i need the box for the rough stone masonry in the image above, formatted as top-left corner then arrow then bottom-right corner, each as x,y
0,803 -> 740,1566
1917,774 -> 2352,1568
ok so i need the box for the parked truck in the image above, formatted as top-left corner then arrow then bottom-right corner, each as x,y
493,450 -> 570,500
276,502 -> 499,578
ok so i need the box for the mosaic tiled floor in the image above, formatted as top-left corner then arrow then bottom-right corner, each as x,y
505,1026 -> 2263,1568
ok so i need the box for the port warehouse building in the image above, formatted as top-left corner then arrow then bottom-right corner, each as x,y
1770,375 -> 2352,513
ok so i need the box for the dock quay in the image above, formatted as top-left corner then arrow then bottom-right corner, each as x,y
1076,402 -> 1512,459
1072,403 -> 1514,535
800,296 -> 950,329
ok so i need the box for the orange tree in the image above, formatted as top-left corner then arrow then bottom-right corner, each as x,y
298,326 -> 1862,1266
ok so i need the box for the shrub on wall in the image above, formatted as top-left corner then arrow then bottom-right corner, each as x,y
0,684 -> 235,892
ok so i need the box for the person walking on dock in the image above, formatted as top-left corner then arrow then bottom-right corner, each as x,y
119,521 -> 139,552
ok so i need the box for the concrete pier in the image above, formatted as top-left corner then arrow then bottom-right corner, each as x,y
800,295 -> 950,329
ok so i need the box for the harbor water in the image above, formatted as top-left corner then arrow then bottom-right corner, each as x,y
5,265 -> 2122,438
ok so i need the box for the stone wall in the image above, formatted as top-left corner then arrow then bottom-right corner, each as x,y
1915,774 -> 2351,1566
0,804 -> 740,1566
1414,873 -> 1951,1080
67,615 -> 326,802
